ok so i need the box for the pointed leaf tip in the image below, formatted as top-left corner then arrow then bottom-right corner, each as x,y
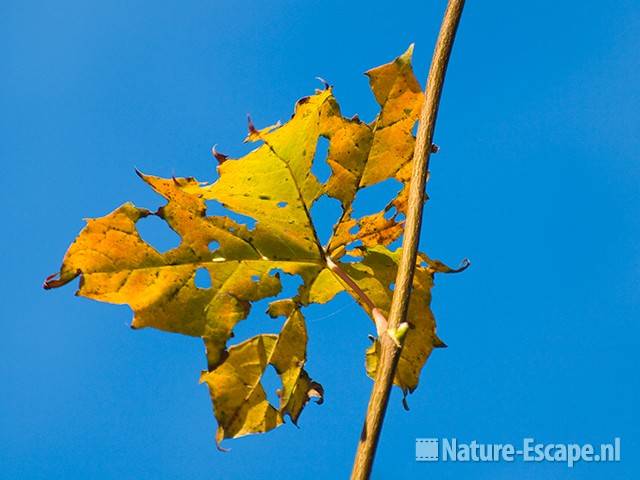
211,145 -> 229,164
404,43 -> 415,58
247,114 -> 258,135
315,76 -> 330,90
434,336 -> 448,349
43,272 -> 60,289
451,258 -> 471,273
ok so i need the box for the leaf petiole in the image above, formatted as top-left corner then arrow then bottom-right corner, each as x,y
324,255 -> 389,336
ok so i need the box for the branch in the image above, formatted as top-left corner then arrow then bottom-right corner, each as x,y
350,1 -> 466,479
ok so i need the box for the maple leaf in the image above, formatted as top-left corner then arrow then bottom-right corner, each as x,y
44,46 -> 466,445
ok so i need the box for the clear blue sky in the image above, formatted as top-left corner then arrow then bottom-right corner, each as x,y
2,1 -> 638,478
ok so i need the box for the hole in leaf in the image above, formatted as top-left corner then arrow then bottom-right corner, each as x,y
349,224 -> 360,235
231,300 -> 281,345
273,270 -> 304,298
136,215 -> 181,252
412,121 -> 418,137
277,201 -> 288,208
310,194 -> 342,246
389,282 -> 395,291
352,178 -> 403,218
384,207 -> 397,220
311,136 -> 331,183
396,212 -> 406,222
194,268 -> 211,289
340,252 -> 362,263
209,240 -> 220,251
262,364 -> 282,407
205,199 -> 257,230
387,236 -> 402,251
229,269 -> 305,344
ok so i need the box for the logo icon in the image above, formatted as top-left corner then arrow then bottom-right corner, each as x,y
416,438 -> 439,462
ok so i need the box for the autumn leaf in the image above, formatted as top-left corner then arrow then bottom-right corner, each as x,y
44,46 -> 466,445
346,247 -> 468,395
322,45 -> 424,256
201,300 -> 322,443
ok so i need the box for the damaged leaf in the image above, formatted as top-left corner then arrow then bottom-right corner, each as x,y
44,46 -> 465,446
201,301 -> 322,443
341,247 -> 468,394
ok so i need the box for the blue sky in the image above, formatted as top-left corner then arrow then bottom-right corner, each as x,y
2,1 -> 638,479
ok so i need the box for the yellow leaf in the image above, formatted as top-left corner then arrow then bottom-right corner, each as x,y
201,304 -> 322,444
323,44 -> 424,255
324,247 -> 458,393
45,47 -> 465,443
